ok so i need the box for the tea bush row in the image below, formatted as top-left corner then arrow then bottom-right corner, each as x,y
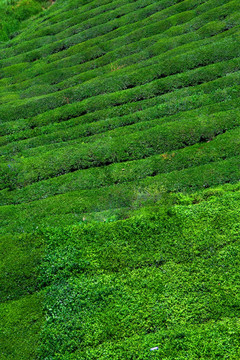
1,107 -> 239,189
1,156 -> 239,236
1,69 -> 239,144
1,46 -> 240,124
2,94 -> 239,161
1,0 -> 238,83
1,127 -> 239,205
3,22 -> 239,102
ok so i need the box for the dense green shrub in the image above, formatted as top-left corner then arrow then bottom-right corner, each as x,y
1,157 -> 239,236
0,0 -> 48,42
0,107 -> 238,188
1,69 -> 239,145
1,45 -> 240,123
0,292 -> 44,360
37,191 -> 240,358
1,127 -> 239,205
0,86 -> 238,157
1,0 -> 240,358
1,22 -> 238,102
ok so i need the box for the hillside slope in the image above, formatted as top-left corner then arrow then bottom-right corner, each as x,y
0,0 -> 239,358
0,0 -> 50,41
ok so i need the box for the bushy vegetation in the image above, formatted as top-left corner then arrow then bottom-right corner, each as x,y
37,189 -> 240,359
0,0 -> 239,358
0,0 -> 50,42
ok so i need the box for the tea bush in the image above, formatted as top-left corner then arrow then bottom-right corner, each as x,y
1,0 -> 240,358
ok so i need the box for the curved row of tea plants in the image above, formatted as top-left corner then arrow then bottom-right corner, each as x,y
0,0 -> 239,359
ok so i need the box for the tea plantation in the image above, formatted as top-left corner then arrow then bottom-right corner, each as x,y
0,0 -> 239,358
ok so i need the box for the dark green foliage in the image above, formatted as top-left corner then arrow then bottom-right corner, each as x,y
1,35 -> 240,122
0,0 -> 48,42
1,107 -> 239,189
37,191 -> 240,359
0,127 -> 239,205
1,158 -> 239,236
0,292 -> 44,360
0,233 -> 44,302
0,232 -> 44,359
1,0 -> 240,358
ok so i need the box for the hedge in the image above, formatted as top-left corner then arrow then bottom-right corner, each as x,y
1,127 -> 239,206
2,21 -> 238,101
1,92 -> 239,160
1,68 -> 239,143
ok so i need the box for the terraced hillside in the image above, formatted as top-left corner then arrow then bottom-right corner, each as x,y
0,0 -> 240,359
